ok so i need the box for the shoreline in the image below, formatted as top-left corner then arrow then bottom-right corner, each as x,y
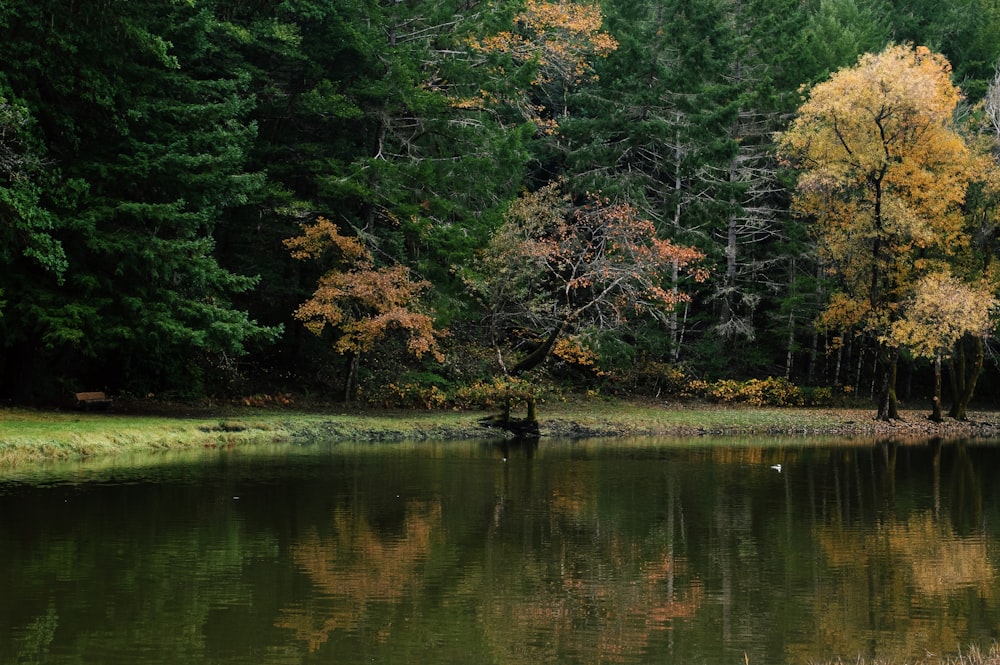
2,402 -> 1000,468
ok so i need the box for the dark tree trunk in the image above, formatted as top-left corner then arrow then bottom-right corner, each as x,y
949,339 -> 963,415
509,321 -> 568,377
875,343 -> 898,421
930,350 -> 943,422
949,334 -> 984,420
343,352 -> 360,403
481,321 -> 561,437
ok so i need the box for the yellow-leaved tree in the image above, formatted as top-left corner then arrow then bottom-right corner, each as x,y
778,44 -> 984,420
888,272 -> 996,421
467,0 -> 618,134
285,217 -> 443,402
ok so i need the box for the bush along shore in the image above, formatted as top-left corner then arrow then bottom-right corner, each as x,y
1,397 -> 1000,468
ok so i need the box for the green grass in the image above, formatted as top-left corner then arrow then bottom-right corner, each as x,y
0,399 -> 996,467
0,406 -> 488,466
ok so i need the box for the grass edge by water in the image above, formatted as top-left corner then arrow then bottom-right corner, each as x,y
2,399 -> 1000,468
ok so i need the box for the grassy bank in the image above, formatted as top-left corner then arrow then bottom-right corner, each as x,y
0,406 -> 476,466
2,399 -> 1000,467
814,642 -> 1000,665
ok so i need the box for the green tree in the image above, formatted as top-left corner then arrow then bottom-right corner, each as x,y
0,89 -> 68,321
0,0 -> 276,398
799,0 -> 890,80
886,0 -> 1000,100
309,0 -> 527,279
558,0 -> 740,369
223,0 -> 529,391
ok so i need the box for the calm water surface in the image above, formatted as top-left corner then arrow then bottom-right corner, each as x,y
2,437 -> 1000,664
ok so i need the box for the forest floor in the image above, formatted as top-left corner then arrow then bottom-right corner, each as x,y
1,397 -> 1000,467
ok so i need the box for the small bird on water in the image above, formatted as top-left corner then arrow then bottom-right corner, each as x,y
771,464 -> 782,472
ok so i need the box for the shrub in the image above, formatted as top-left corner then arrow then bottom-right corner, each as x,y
367,382 -> 448,409
626,360 -> 691,397
692,377 -> 804,407
241,392 -> 295,408
681,379 -> 710,398
452,376 -> 539,410
801,386 -> 833,406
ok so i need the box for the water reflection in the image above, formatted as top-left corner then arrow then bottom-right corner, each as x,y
2,438 -> 1000,664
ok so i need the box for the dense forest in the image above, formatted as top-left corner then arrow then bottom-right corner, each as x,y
2,0 -> 1000,413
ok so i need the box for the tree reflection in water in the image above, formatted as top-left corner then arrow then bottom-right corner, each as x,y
4,438 -> 1000,665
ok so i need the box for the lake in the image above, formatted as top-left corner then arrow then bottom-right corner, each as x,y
2,436 -> 999,664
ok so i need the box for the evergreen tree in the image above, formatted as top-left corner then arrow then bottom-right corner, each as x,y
886,0 -> 1000,99
800,0 -> 890,79
0,87 -> 67,287
0,1 -> 275,399
216,0 -> 530,393
707,0 -> 884,377
558,0 -> 740,369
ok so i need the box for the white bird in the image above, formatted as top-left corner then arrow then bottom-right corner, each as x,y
771,464 -> 782,472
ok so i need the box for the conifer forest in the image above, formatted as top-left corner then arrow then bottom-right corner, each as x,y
3,0 -> 1000,414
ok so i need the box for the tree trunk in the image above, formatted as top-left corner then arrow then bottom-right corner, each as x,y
784,309 -> 795,380
930,350 -> 943,422
875,343 -> 898,421
526,397 -> 537,423
855,335 -> 866,395
949,334 -> 984,420
949,337 -> 964,416
720,207 -> 737,331
807,327 -> 818,384
509,321 -> 567,377
672,302 -> 690,363
669,259 -> 681,360
343,352 -> 360,403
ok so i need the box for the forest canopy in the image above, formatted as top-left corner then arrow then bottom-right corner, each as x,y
1,0 -> 1000,415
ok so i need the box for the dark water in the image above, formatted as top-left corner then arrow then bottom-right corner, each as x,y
2,437 -> 1000,664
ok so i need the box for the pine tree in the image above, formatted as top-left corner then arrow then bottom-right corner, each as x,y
0,1 -> 276,398
218,0 -> 531,392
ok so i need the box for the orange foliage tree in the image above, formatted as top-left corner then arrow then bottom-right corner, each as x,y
467,0 -> 618,133
285,217 -> 443,401
778,44 -> 984,420
466,181 -> 707,378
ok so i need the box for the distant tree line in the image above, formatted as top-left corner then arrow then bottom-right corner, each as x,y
2,0 -> 1000,415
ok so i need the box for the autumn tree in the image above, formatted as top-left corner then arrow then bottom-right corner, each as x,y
778,44 -> 977,420
889,272 -> 996,420
467,0 -> 618,135
466,181 -> 707,380
285,217 -> 443,401
946,62 -> 1000,420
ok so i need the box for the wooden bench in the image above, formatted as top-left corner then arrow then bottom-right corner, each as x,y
74,391 -> 111,410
